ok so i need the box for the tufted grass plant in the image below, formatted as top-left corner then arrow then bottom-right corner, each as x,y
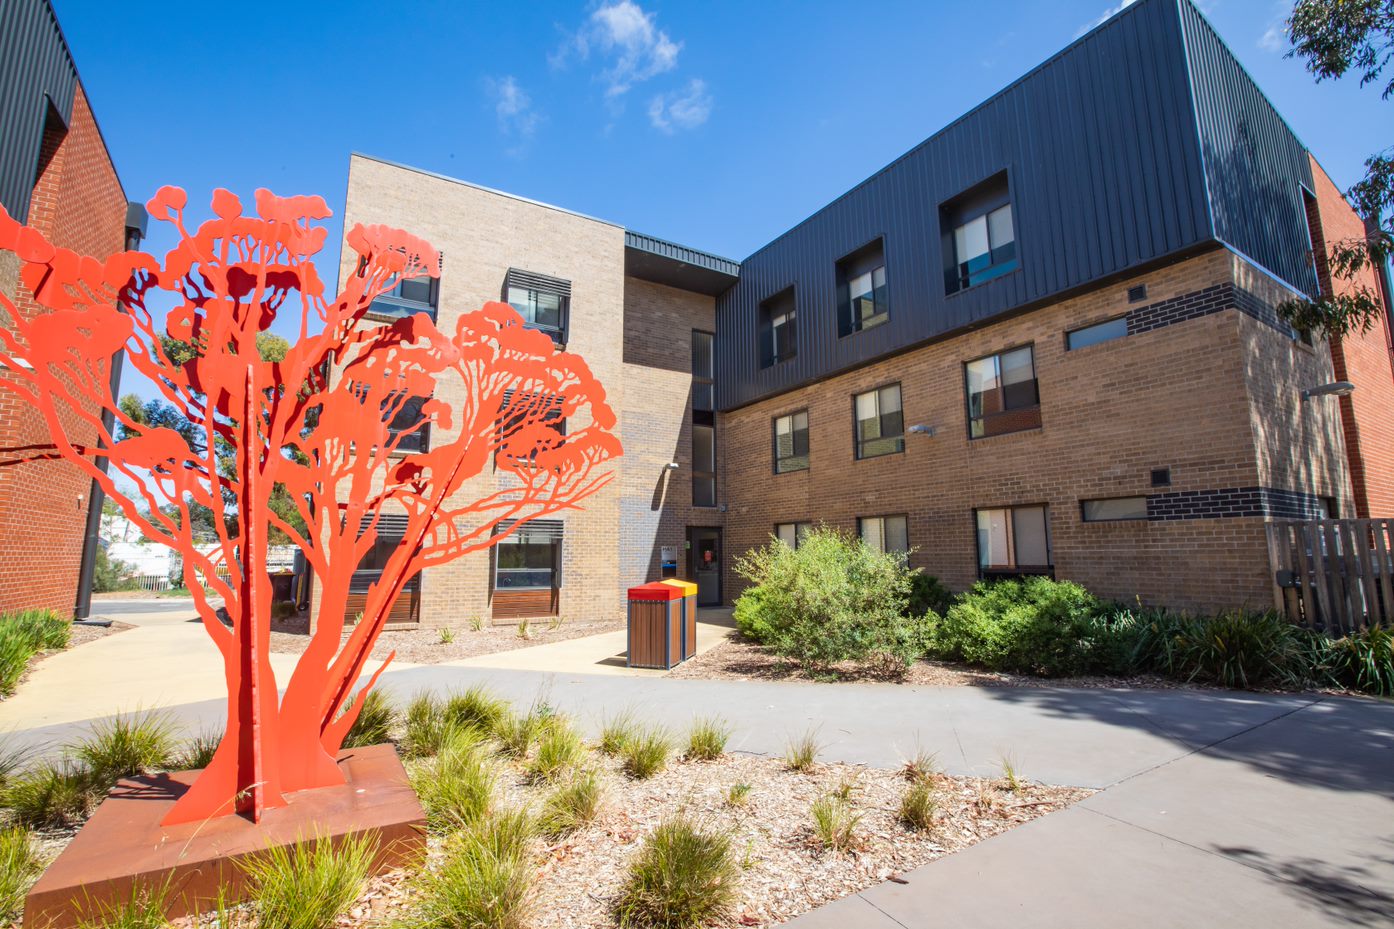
783,728 -> 822,773
810,795 -> 862,853
898,781 -> 937,831
72,710 -> 177,791
411,728 -> 496,833
614,815 -> 738,929
526,719 -> 586,783
537,768 -> 605,838
598,709 -> 641,756
620,727 -> 672,780
341,688 -> 396,749
684,718 -> 730,762
0,825 -> 42,924
443,684 -> 510,736
72,883 -> 172,929
174,728 -> 223,771
3,760 -> 95,828
240,834 -> 373,929
402,693 -> 452,759
399,819 -> 534,929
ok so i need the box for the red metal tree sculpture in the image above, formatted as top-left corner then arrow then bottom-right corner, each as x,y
0,187 -> 621,825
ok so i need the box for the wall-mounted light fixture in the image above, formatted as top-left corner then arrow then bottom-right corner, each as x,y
664,461 -> 681,470
907,424 -> 937,437
1300,381 -> 1355,401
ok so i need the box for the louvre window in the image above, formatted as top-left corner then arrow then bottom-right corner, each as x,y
504,268 -> 570,345
965,345 -> 1040,438
854,384 -> 905,459
976,505 -> 1052,577
773,410 -> 809,473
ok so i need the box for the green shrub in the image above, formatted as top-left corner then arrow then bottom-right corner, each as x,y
614,815 -> 738,929
598,710 -> 641,756
342,688 -> 396,749
0,610 -> 70,697
898,781 -> 936,831
3,760 -> 95,827
526,719 -> 585,783
732,527 -> 926,673
0,826 -> 41,924
1133,609 -> 1315,689
402,821 -> 533,929
72,711 -> 178,790
684,717 -> 730,761
241,835 -> 373,929
1326,625 -> 1394,696
906,571 -> 953,618
621,728 -> 672,780
0,625 -> 31,697
92,547 -> 138,594
411,729 -> 496,833
74,883 -> 171,929
927,577 -> 1121,677
443,684 -> 509,735
810,795 -> 862,853
538,768 -> 604,838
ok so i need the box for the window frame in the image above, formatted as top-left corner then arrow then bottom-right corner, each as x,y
491,521 -> 563,592
852,383 -> 906,460
1065,316 -> 1128,352
758,287 -> 797,368
385,393 -> 432,454
973,504 -> 1053,579
691,329 -> 715,421
772,409 -> 810,474
963,343 -> 1040,440
503,268 -> 571,346
941,170 -> 1020,296
366,271 -> 440,323
836,237 -> 890,337
691,422 -> 717,508
858,514 -> 909,555
1080,496 -> 1149,522
774,521 -> 813,549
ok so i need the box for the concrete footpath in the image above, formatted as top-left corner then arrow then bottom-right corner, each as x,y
4,603 -> 1392,928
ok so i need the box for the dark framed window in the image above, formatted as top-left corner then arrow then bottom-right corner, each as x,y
854,384 -> 904,459
493,520 -> 563,591
351,513 -> 421,623
386,394 -> 431,453
858,515 -> 908,554
965,345 -> 1040,438
504,268 -> 570,346
942,171 -> 1018,294
773,411 -> 809,473
692,423 -> 717,507
774,521 -> 812,549
758,287 -> 796,368
495,390 -> 565,467
692,330 -> 715,423
837,238 -> 889,336
1066,317 -> 1127,351
975,505 -> 1052,578
1081,497 -> 1148,522
367,270 -> 439,323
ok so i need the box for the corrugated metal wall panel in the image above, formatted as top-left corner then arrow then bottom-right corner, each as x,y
1178,0 -> 1318,298
0,0 -> 77,224
714,0 -> 1218,410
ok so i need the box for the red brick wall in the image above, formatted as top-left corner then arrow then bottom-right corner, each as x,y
1307,156 -> 1394,517
0,84 -> 126,614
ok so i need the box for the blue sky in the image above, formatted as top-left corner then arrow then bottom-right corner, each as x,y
51,0 -> 1390,398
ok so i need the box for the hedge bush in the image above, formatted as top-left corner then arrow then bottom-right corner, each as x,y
733,527 -> 927,674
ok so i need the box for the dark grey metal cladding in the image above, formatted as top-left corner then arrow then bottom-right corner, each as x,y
1178,0 -> 1318,297
715,0 -> 1243,411
0,0 -> 77,224
624,231 -> 740,297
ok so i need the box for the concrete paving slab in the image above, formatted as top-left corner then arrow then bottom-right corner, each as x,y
851,805 -> 1389,928
777,893 -> 904,929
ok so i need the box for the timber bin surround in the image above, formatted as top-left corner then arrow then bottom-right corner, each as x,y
627,582 -> 686,669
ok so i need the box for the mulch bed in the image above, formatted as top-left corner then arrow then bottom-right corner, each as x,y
267,615 -> 624,666
667,633 -> 1198,691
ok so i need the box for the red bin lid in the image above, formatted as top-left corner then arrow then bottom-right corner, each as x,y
628,582 -> 683,601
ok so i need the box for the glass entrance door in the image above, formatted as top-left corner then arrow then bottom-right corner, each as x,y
689,528 -> 722,606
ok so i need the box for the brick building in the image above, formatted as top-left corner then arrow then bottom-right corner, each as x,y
0,0 -> 133,615
338,0 -> 1393,626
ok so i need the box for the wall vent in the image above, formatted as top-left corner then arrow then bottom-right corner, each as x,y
1127,284 -> 1148,303
1150,467 -> 1171,487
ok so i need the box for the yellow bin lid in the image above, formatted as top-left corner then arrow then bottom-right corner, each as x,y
660,578 -> 698,596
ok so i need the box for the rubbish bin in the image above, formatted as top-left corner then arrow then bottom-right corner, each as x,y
660,578 -> 698,660
626,582 -> 684,669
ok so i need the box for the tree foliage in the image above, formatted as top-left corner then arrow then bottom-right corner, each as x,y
1278,0 -> 1394,338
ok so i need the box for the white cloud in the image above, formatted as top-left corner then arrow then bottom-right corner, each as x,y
648,78 -> 712,133
556,1 -> 682,99
1074,0 -> 1138,39
487,76 -> 540,139
1258,4 -> 1289,53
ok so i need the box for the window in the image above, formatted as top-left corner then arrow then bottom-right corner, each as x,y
1066,317 -> 1127,351
859,515 -> 908,554
1081,497 -> 1148,522
965,346 -> 1040,438
854,384 -> 904,459
942,171 -> 1018,294
975,505 -> 1052,577
494,520 -> 563,590
350,513 -> 421,623
759,288 -> 797,367
692,330 -> 715,420
692,423 -> 717,507
504,268 -> 570,345
775,522 -> 812,549
367,270 -> 439,322
773,411 -> 809,473
386,394 -> 431,453
837,239 -> 889,336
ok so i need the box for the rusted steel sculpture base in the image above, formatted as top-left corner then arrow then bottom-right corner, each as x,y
23,745 -> 424,929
